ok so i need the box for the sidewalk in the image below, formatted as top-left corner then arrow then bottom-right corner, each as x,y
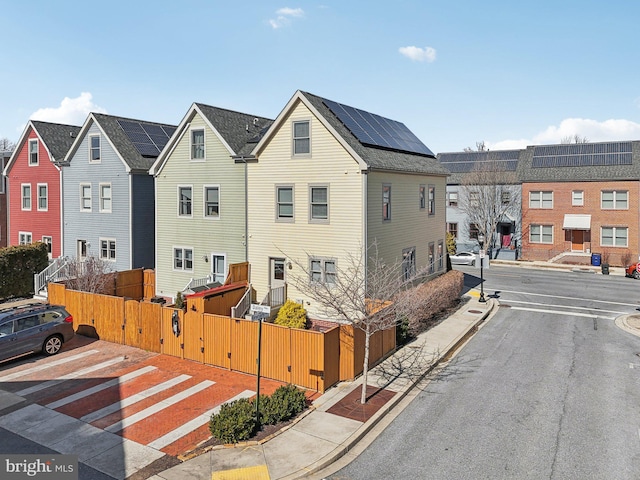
149,294 -> 497,480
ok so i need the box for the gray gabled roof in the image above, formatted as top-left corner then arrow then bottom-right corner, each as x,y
301,92 -> 448,176
437,149 -> 522,184
194,103 -> 273,156
30,121 -> 81,162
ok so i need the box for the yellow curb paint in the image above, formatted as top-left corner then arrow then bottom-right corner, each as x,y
212,464 -> 269,480
468,290 -> 480,298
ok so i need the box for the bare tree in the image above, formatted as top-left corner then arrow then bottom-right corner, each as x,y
457,160 -> 521,252
286,242 -> 430,404
561,134 -> 589,144
464,141 -> 489,153
0,137 -> 16,151
63,255 -> 115,294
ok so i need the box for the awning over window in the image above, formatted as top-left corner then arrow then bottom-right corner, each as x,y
563,214 -> 591,230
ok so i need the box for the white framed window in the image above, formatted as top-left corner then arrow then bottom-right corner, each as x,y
601,226 -> 628,247
99,183 -> 112,212
419,185 -> 426,209
529,191 -> 553,208
204,186 -> 220,218
276,185 -> 294,221
428,242 -> 435,274
310,257 -> 336,285
447,191 -> 458,207
382,184 -> 391,220
80,183 -> 92,212
99,238 -> 116,261
293,120 -> 310,155
501,191 -> 511,205
21,184 -> 31,210
309,185 -> 328,222
37,183 -> 48,211
438,241 -> 444,271
191,129 -> 205,160
0,157 -> 4,195
572,190 -> 584,206
42,236 -> 52,259
77,240 -> 88,260
428,185 -> 435,215
173,247 -> 193,271
28,139 -> 39,165
89,134 -> 101,163
601,190 -> 628,210
19,232 -> 32,245
530,224 -> 553,244
178,186 -> 193,217
402,247 -> 416,280
469,191 -> 480,207
211,254 -> 226,284
447,222 -> 458,239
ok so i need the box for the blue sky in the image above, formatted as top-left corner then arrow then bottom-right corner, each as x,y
3,0 -> 640,153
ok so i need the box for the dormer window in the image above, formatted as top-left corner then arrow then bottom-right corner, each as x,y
191,129 -> 205,160
90,135 -> 101,163
28,139 -> 38,165
293,121 -> 310,155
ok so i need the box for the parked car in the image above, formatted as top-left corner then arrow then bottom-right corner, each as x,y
0,303 -> 74,363
625,262 -> 640,279
450,251 -> 477,266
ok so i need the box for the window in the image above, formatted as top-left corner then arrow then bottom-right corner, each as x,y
204,186 -> 220,218
309,186 -> 328,221
28,139 -> 38,165
99,183 -> 112,212
178,186 -> 192,216
469,191 -> 480,207
529,191 -> 553,208
211,254 -> 226,283
572,190 -> 584,206
21,184 -> 31,210
601,190 -> 628,210
469,223 -> 479,240
19,232 -> 32,245
501,191 -> 511,205
99,238 -> 116,261
77,240 -> 87,260
89,135 -> 101,162
530,224 -> 553,244
438,241 -> 444,270
191,129 -> 205,160
293,121 -> 310,155
382,184 -> 391,220
402,247 -> 416,280
0,157 -> 4,194
276,186 -> 294,221
174,247 -> 193,271
419,185 -> 426,209
80,184 -> 91,212
42,236 -> 52,259
310,258 -> 336,285
37,184 -> 48,211
601,226 -> 628,247
447,191 -> 458,207
428,242 -> 435,274
428,185 -> 435,215
447,223 -> 458,238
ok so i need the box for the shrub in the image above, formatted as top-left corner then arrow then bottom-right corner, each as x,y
446,232 -> 457,256
260,384 -> 306,424
274,300 -> 307,329
0,243 -> 49,300
209,398 -> 256,443
175,292 -> 186,311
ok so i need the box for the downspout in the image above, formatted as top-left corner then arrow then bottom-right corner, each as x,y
362,169 -> 368,293
244,157 -> 248,262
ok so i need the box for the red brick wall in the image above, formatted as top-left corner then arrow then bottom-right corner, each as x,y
522,181 -> 639,266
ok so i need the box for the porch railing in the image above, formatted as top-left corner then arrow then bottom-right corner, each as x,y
34,256 -> 70,297
261,284 -> 287,308
231,286 -> 252,319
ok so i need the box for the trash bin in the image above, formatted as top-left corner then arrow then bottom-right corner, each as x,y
591,253 -> 601,266
601,263 -> 609,275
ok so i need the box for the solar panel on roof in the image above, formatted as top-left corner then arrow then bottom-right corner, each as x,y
532,142 -> 633,168
117,119 -> 174,157
323,99 -> 434,156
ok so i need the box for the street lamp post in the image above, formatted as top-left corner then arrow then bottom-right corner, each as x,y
478,233 -> 486,303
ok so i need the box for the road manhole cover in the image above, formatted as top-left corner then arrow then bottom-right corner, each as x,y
468,309 -> 482,314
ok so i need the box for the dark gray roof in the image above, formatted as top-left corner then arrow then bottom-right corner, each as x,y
91,113 -> 177,172
437,149 -> 522,184
195,103 -> 273,156
31,121 -> 81,163
518,141 -> 640,182
302,92 -> 448,176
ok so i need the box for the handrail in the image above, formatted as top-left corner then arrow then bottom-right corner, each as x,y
231,286 -> 252,319
34,257 -> 69,295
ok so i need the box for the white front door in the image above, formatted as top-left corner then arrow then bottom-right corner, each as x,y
270,258 -> 286,288
210,254 -> 226,284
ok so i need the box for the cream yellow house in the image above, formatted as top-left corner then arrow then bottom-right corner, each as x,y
150,103 -> 272,300
247,91 -> 449,319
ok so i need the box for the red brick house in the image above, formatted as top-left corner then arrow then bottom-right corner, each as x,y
518,141 -> 639,267
3,121 -> 80,258
0,150 -> 10,247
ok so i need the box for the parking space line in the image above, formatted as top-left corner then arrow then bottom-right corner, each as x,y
0,349 -> 99,381
148,389 -> 254,450
80,374 -> 192,423
104,380 -> 215,433
45,366 -> 158,409
16,356 -> 126,396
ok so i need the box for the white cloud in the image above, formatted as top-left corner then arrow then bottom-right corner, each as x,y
269,7 -> 304,29
399,46 -> 436,63
487,117 -> 640,150
29,92 -> 106,126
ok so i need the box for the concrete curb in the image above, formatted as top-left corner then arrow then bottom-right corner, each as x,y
615,314 -> 640,339
292,298 -> 499,479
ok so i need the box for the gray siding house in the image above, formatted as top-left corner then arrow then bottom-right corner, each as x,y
62,113 -> 176,271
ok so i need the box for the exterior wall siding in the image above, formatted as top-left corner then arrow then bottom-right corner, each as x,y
522,180 -> 639,266
6,129 -> 62,257
247,101 -> 363,317
131,173 -> 155,269
154,112 -> 247,299
0,152 -> 12,248
62,123 -> 132,270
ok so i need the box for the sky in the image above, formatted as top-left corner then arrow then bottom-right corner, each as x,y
2,0 -> 640,154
